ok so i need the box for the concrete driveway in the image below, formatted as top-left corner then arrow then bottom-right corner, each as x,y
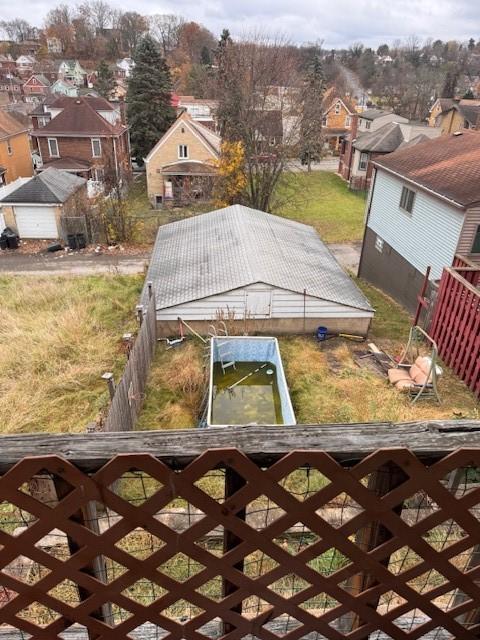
0,251 -> 151,275
329,242 -> 362,273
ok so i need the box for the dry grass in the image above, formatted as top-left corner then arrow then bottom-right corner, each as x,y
136,342 -> 205,430
0,275 -> 142,433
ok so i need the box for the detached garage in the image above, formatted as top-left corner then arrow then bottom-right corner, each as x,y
142,205 -> 374,336
0,167 -> 87,239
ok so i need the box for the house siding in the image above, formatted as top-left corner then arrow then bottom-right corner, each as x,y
457,206 -> 480,264
365,169 -> 465,281
146,121 -> 218,205
0,132 -> 34,184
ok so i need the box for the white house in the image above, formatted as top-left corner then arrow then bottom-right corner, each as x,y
116,58 -> 135,78
15,55 -> 35,74
51,78 -> 78,97
142,205 -> 374,337
57,60 -> 86,86
358,131 -> 480,311
356,109 -> 408,133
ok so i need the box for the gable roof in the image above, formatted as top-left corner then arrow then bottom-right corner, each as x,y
143,205 -> 373,312
374,130 -> 480,208
0,110 -> 28,140
145,111 -> 221,162
0,167 -> 86,204
431,98 -> 454,113
32,96 -> 125,136
359,108 -> 391,121
24,74 -> 51,87
354,123 -> 404,153
323,88 -> 356,115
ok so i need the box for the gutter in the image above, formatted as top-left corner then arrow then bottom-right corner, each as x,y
372,163 -> 467,210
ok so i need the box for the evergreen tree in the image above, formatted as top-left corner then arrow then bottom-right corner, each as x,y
300,52 -> 326,171
96,60 -> 116,99
127,35 -> 176,164
215,29 -> 242,141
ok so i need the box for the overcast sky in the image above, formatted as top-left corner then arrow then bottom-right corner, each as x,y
4,0 -> 479,48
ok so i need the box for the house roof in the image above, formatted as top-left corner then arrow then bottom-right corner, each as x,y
0,167 -> 86,204
25,74 -> 51,87
161,161 -> 217,176
354,123 -> 404,153
41,157 -> 92,171
323,88 -> 356,115
373,130 -> 480,208
0,110 -> 28,139
142,205 -> 373,312
431,98 -> 454,113
32,96 -> 125,137
359,108 -> 391,121
457,103 -> 480,126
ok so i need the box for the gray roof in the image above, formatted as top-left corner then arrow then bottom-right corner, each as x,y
359,108 -> 391,121
0,167 -> 86,204
142,205 -> 373,312
354,123 -> 404,153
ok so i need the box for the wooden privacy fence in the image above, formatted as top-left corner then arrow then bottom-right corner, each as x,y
1,422 -> 480,639
102,287 -> 157,433
429,256 -> 480,398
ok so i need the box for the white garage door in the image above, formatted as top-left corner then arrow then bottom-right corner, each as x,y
14,206 -> 59,239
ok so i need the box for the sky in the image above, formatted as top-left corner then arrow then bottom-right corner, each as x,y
3,0 -> 479,48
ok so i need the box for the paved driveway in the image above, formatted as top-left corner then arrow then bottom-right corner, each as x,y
328,242 -> 362,273
0,251 -> 151,275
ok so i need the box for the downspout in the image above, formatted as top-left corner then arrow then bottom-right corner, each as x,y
113,137 -> 119,184
357,166 -> 377,278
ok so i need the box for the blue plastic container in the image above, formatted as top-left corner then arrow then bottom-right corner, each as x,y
316,326 -> 328,341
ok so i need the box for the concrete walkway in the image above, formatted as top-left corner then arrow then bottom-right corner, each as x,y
329,242 -> 361,273
0,251 -> 151,275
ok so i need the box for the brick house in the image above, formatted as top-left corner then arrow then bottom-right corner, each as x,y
0,111 -> 34,186
322,88 -> 357,153
0,54 -> 17,74
22,74 -> 51,103
0,75 -> 23,101
31,95 -> 131,190
145,111 -> 220,207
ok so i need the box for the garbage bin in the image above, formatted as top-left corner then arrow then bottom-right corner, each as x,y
76,233 -> 86,249
0,236 -> 7,250
2,227 -> 19,250
67,234 -> 78,250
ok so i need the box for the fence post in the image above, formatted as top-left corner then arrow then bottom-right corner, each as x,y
101,372 -> 116,400
147,281 -> 153,299
52,476 -> 112,639
337,462 -> 408,637
136,304 -> 144,326
222,466 -> 246,635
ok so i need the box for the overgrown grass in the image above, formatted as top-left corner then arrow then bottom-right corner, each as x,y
275,171 -> 366,243
0,275 -> 142,433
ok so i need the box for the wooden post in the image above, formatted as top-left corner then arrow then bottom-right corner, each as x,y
222,467 -> 246,635
147,281 -> 153,299
136,304 -> 144,326
101,372 -> 115,400
337,462 -> 408,637
53,476 -> 112,639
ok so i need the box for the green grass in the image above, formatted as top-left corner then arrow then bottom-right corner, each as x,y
0,275 -> 142,433
275,171 -> 367,243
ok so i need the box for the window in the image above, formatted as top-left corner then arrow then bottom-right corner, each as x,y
399,186 -> 415,214
345,116 -> 351,127
472,225 -> 480,254
7,140 -> 12,155
359,152 -> 369,170
93,167 -> 104,182
322,116 -> 327,126
91,138 -> 102,157
334,102 -> 341,115
178,144 -> 188,159
47,138 -> 59,157
38,116 -> 50,127
375,235 -> 384,252
365,121 -> 371,130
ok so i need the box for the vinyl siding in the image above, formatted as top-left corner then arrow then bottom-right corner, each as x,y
156,283 -> 373,321
367,169 -> 465,280
457,206 -> 480,260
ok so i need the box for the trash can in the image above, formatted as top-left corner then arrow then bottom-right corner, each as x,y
0,236 -> 7,250
316,326 -> 328,342
67,234 -> 78,250
2,227 -> 19,250
76,233 -> 86,249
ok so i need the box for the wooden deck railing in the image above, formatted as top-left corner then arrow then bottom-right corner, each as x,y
1,422 -> 480,639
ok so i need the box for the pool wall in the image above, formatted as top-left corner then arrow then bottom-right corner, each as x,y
207,336 -> 296,427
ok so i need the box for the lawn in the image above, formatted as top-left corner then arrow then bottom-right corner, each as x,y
0,275 -> 142,433
137,278 -> 478,430
275,171 -> 367,243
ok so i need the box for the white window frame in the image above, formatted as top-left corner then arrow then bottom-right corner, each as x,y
47,138 -> 59,157
375,235 -> 384,253
359,151 -> 369,171
365,121 -> 371,130
334,102 -> 341,115
91,138 -> 102,158
400,186 -> 416,214
93,167 -> 104,182
178,144 -> 188,159
345,115 -> 351,127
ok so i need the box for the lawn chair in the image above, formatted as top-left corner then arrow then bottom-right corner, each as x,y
387,325 -> 442,403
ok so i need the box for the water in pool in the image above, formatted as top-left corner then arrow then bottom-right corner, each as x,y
211,361 -> 284,425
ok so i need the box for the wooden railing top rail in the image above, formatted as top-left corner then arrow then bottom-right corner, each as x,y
444,266 -> 480,294
0,420 -> 479,471
454,253 -> 480,270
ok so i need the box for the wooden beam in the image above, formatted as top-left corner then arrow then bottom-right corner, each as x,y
0,421 -> 479,473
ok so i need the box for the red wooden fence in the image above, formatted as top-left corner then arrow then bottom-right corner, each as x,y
430,257 -> 480,398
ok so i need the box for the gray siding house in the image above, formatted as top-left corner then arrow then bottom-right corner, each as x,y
143,205 -> 374,337
358,131 -> 480,311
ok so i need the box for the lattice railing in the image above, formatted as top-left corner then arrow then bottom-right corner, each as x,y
0,424 -> 480,639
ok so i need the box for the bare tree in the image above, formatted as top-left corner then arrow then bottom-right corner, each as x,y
148,14 -> 185,58
120,12 -> 148,55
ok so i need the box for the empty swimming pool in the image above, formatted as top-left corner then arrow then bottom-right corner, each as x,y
206,337 -> 296,427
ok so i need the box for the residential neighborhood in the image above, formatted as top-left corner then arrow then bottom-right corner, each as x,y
0,3 -> 479,638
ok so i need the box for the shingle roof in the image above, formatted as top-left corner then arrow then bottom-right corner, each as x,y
359,108 -> 391,121
354,123 -> 404,152
32,96 -> 124,136
142,205 -> 373,312
374,130 -> 480,208
42,157 -> 92,171
161,161 -> 217,175
0,110 -> 27,139
0,167 -> 86,204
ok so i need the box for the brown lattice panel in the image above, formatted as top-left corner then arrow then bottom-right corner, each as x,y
0,447 -> 480,639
